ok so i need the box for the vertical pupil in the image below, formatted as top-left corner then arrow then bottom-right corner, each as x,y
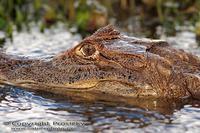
86,47 -> 90,54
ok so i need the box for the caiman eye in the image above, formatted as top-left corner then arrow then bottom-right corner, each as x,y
80,44 -> 96,57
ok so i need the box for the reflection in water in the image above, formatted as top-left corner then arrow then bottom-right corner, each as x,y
0,86 -> 200,132
0,87 -> 172,132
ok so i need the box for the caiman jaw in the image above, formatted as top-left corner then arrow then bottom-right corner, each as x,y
0,78 -> 99,91
0,75 -> 153,96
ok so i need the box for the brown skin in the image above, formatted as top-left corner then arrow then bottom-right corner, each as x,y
0,25 -> 200,99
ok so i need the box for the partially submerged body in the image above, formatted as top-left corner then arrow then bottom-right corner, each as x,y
0,25 -> 200,99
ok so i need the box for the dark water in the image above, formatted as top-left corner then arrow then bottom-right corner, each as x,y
0,25 -> 200,132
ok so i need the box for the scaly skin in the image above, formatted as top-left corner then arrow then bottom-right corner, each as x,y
0,25 -> 200,99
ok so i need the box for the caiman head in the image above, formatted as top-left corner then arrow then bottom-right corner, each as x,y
1,25 -> 200,99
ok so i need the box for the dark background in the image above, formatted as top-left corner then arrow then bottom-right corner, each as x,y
0,0 -> 199,39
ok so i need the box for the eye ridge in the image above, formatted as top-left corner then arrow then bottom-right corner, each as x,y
81,44 -> 96,57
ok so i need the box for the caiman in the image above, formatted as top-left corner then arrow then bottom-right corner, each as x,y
0,25 -> 200,99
